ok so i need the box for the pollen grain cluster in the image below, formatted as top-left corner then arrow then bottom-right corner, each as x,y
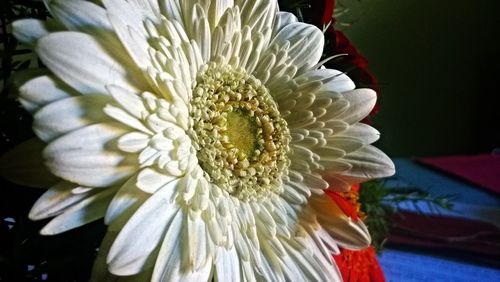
189,63 -> 290,201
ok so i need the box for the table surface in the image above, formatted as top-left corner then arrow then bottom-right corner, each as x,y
378,248 -> 500,282
378,158 -> 500,281
385,158 -> 500,226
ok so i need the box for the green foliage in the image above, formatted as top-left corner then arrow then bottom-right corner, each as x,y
359,180 -> 455,252
358,181 -> 392,252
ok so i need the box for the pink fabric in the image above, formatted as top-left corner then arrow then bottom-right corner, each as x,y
389,212 -> 500,258
417,154 -> 500,195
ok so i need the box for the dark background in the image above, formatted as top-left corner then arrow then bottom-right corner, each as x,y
340,0 -> 500,157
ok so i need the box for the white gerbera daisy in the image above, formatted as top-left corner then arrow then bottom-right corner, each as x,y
3,0 -> 395,281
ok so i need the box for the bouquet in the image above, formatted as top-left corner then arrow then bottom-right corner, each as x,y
1,0 -> 397,281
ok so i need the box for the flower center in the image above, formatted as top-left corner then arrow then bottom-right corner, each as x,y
189,63 -> 290,201
225,109 -> 258,158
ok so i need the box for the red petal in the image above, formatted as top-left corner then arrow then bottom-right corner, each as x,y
326,190 -> 359,222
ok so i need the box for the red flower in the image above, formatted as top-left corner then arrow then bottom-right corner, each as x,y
333,246 -> 385,282
327,188 -> 386,282
326,190 -> 360,223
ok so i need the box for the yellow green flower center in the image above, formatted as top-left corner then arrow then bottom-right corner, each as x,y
225,110 -> 258,158
189,63 -> 290,201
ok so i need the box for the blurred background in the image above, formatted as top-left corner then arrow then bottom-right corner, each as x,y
1,0 -> 499,281
338,0 -> 500,157
333,1 -> 500,280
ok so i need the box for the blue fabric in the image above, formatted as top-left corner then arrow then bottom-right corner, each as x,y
385,158 -> 500,226
378,249 -> 500,282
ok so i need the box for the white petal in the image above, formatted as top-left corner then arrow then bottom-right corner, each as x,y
324,136 -> 364,154
117,131 -> 150,153
43,123 -> 136,187
272,11 -> 298,38
29,181 -> 94,220
258,241 -> 285,281
104,104 -> 154,134
215,247 -> 240,281
239,0 -> 276,40
314,146 -> 346,160
187,210 -> 206,256
50,0 -> 113,37
298,69 -> 356,93
282,184 -> 307,205
33,95 -> 112,142
338,88 -> 377,124
51,1 -> 143,77
105,174 -> 149,230
12,19 -> 62,46
0,138 -> 58,188
311,194 -> 371,249
40,187 -> 115,235
107,179 -> 180,276
151,209 -> 183,282
152,209 -> 213,282
193,10 -> 211,61
336,123 -> 380,144
280,237 -> 337,281
269,22 -> 324,74
106,85 -> 148,119
91,231 -> 156,282
323,175 -> 352,192
314,95 -> 350,123
36,31 -> 144,95
104,0 -> 154,69
111,14 -> 152,70
137,167 -> 178,194
301,173 -> 329,190
207,0 -> 234,28
341,145 -> 396,180
103,0 -> 157,34
17,73 -> 78,113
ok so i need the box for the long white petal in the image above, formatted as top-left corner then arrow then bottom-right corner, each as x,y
36,31 -> 144,95
16,72 -> 77,113
12,19 -> 62,46
338,88 -> 377,124
40,187 -> 115,235
107,179 -> 180,276
151,209 -> 213,282
215,247 -> 240,281
269,22 -> 324,74
310,194 -> 371,249
106,85 -> 148,119
137,167 -> 178,194
336,123 -> 380,145
271,11 -> 298,38
105,174 -> 149,229
341,145 -> 396,180
104,0 -> 154,70
29,181 -> 94,220
43,123 -> 136,187
33,95 -> 112,142
91,231 -> 156,282
297,69 -> 356,93
50,0 -> 112,36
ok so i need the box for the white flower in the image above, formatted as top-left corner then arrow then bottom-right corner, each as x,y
4,0 -> 395,281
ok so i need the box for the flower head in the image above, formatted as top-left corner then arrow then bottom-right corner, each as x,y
5,0 -> 394,280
